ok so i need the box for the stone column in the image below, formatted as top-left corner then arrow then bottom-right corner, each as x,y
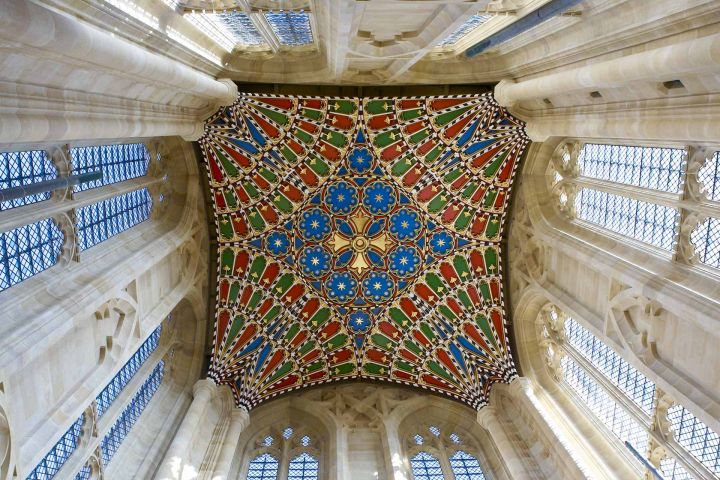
211,406 -> 250,480
155,379 -> 217,480
476,405 -> 529,479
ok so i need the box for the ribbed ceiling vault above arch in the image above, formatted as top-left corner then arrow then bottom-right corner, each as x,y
198,90 -> 529,409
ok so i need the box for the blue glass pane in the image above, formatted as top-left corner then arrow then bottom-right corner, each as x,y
100,361 -> 164,467
287,452 -> 318,480
247,453 -> 279,480
214,12 -> 265,45
74,462 -> 92,480
26,415 -> 84,480
449,451 -> 485,480
578,144 -> 685,193
96,326 -> 162,418
565,318 -> 656,415
562,355 -> 649,455
1,219 -> 63,292
438,14 -> 491,46
660,457 -> 694,480
76,188 -> 152,251
410,451 -> 444,480
264,12 -> 313,45
0,150 -> 57,210
575,188 -> 679,251
667,404 -> 720,476
691,217 -> 720,269
71,144 -> 150,192
699,151 -> 720,202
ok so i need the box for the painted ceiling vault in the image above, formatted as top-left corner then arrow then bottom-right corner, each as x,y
200,93 -> 529,410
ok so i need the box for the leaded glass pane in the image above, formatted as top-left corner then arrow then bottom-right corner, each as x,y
565,318 -> 656,415
667,404 -> 720,476
449,451 -> 486,480
577,144 -> 685,193
212,12 -> 265,45
301,435 -> 311,446
691,217 -> 720,269
428,426 -> 440,437
287,452 -> 319,480
100,361 -> 164,467
74,462 -> 92,480
660,456 -> 694,480
699,151 -> 720,202
0,150 -> 57,210
282,427 -> 293,439
71,143 -> 150,192
1,219 -> 63,292
27,415 -> 84,480
561,355 -> 649,455
410,451 -> 444,480
96,326 -> 162,418
438,14 -> 491,46
449,433 -> 461,444
76,188 -> 152,251
575,188 -> 679,251
264,12 -> 313,45
247,453 -> 278,480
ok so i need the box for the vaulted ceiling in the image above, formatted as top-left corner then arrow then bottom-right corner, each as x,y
199,93 -> 529,409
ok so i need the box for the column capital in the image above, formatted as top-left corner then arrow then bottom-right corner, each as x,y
508,376 -> 534,398
193,378 -> 218,399
476,405 -> 499,430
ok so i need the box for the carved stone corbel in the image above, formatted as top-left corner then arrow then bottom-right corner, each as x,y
684,147 -> 715,203
675,211 -> 706,266
551,140 -> 581,180
606,287 -> 664,365
538,304 -> 567,381
53,211 -> 79,265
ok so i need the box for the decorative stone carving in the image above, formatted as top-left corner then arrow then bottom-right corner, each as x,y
0,394 -> 11,480
94,286 -> 140,365
551,141 -> 581,179
537,304 -> 566,381
684,147 -> 714,202
676,210 -> 706,265
606,286 -> 664,364
53,211 -> 79,265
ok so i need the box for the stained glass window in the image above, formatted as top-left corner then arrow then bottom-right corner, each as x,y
667,404 -> 720,476
96,326 -> 162,418
282,427 -> 294,439
74,462 -> 92,480
1,219 -> 63,292
213,12 -> 265,46
575,188 -> 679,251
76,188 -> 152,251
561,355 -> 649,455
27,415 -> 84,480
428,426 -> 440,437
449,451 -> 486,480
410,451 -> 444,480
0,149 -> 57,211
71,143 -> 150,192
438,14 -> 491,46
660,456 -> 694,480
287,452 -> 319,480
247,453 -> 279,480
577,144 -> 686,193
449,433 -> 461,444
564,318 -> 656,415
264,12 -> 313,45
100,361 -> 164,466
301,435 -> 311,447
698,151 -> 720,202
691,217 -> 720,269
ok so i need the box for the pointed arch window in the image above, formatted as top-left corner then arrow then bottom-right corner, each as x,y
287,452 -> 319,480
0,219 -> 64,292
410,451 -> 444,480
540,305 -> 720,479
247,453 -> 279,480
0,149 -> 57,211
70,143 -> 151,192
449,450 -> 486,480
76,188 -> 152,250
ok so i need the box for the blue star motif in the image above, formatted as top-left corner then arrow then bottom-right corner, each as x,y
299,208 -> 331,241
362,271 -> 395,303
325,181 -> 358,214
348,311 -> 372,333
326,272 -> 358,303
363,181 -> 396,215
389,246 -> 421,277
429,231 -> 454,256
348,147 -> 373,174
265,231 -> 290,256
389,208 -> 421,240
299,246 -> 332,278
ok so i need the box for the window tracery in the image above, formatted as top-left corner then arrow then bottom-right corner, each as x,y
70,143 -> 151,192
243,424 -> 321,480
539,304 -> 720,479
405,425 -> 486,480
0,149 -> 57,211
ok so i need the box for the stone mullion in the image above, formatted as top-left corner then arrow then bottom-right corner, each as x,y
675,146 -> 715,265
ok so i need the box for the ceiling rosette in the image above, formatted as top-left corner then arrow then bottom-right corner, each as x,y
199,93 -> 529,409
